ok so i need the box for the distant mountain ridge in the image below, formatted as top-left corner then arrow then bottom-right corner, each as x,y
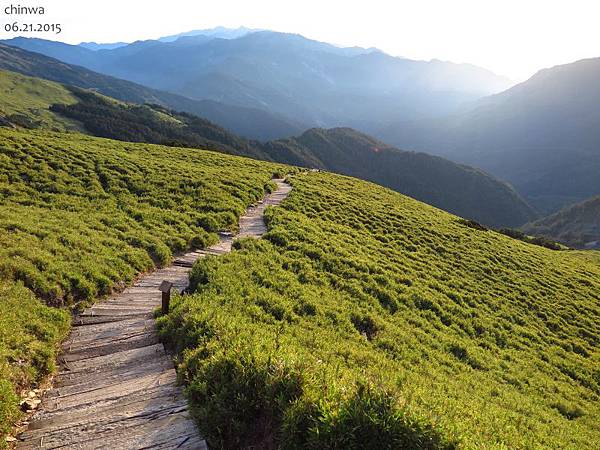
263,128 -> 537,228
378,57 -> 600,214
522,196 -> 600,249
157,26 -> 260,43
80,27 -> 262,52
79,42 -> 128,51
1,31 -> 511,135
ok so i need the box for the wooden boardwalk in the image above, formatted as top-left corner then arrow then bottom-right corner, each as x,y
16,180 -> 292,450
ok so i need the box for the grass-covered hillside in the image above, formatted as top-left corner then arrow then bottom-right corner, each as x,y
0,59 -> 536,229
263,128 -> 537,228
522,196 -> 600,249
0,69 -> 80,131
0,127 -> 288,442
159,172 -> 600,449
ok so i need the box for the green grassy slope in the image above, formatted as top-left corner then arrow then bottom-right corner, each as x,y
0,127 -> 289,442
0,69 -> 80,131
0,68 -> 535,228
0,282 -> 69,441
263,128 -> 537,228
159,172 -> 600,449
522,196 -> 600,249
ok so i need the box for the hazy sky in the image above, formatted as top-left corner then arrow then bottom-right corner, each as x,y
1,0 -> 598,81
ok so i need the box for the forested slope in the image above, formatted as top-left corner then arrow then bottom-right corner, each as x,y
264,128 -> 537,227
522,196 -> 600,249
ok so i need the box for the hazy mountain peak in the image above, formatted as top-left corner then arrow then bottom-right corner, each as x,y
78,26 -> 261,50
158,26 -> 261,43
79,41 -> 128,51
2,30 -> 513,139
379,55 -> 600,214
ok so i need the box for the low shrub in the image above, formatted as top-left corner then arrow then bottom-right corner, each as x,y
457,218 -> 488,231
552,402 -> 586,420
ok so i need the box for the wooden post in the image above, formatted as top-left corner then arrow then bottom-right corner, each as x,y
158,281 -> 174,315
161,291 -> 170,315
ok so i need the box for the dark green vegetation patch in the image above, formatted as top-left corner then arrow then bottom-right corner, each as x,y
159,172 -> 600,449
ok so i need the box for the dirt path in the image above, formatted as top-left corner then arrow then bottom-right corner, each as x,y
16,179 -> 292,450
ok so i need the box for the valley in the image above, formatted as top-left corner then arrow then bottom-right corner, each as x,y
378,57 -> 600,214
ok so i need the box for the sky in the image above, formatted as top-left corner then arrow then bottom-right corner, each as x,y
1,0 -> 599,81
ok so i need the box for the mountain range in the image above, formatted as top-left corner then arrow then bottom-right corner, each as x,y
522,196 -> 600,249
378,57 -> 600,214
2,31 -> 510,135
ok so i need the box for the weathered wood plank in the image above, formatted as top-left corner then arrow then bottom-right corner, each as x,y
18,411 -> 200,449
62,331 -> 159,361
29,381 -> 184,425
58,344 -> 167,375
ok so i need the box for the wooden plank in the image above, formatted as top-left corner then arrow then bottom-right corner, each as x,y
31,380 -> 184,425
62,332 -> 159,361
58,344 -> 167,375
50,359 -> 174,398
18,411 -> 200,449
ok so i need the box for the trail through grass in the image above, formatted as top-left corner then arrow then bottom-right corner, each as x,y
0,128 -> 290,443
159,172 -> 600,449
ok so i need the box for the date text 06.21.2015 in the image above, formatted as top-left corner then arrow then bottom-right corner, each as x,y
4,21 -> 61,34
